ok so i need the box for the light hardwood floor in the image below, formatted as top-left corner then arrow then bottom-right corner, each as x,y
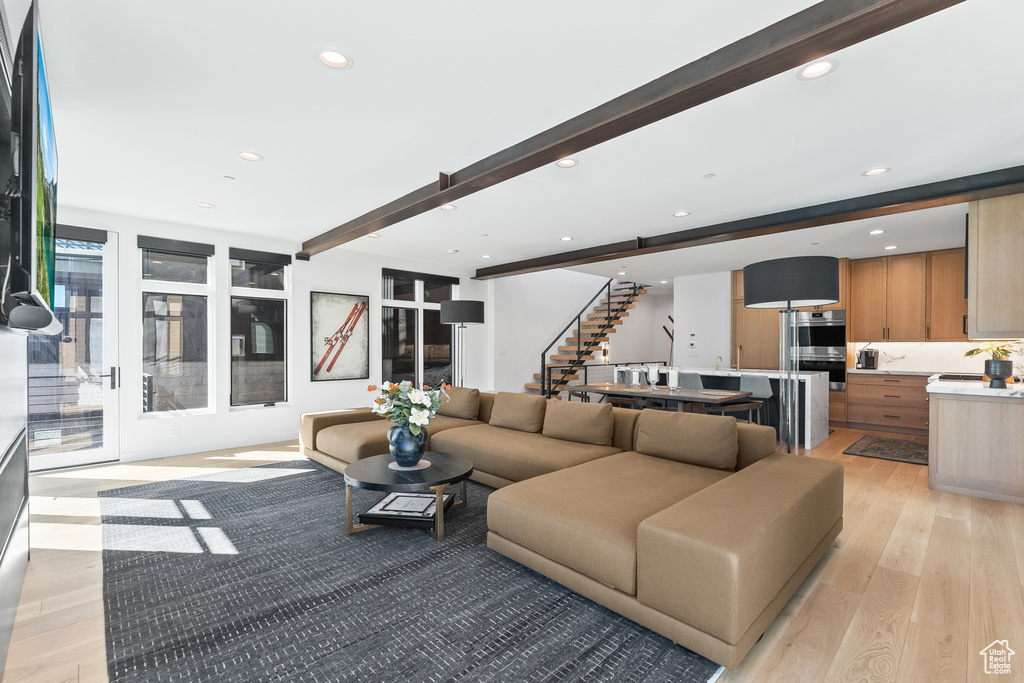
3,429 -> 1023,682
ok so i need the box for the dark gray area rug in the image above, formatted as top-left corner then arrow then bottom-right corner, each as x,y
99,460 -> 723,683
843,435 -> 928,465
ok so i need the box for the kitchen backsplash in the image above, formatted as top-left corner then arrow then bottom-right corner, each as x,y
854,342 -> 1024,376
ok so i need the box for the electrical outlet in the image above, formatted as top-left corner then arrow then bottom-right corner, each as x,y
688,348 -> 699,357
170,425 -> 180,438
498,347 -> 509,356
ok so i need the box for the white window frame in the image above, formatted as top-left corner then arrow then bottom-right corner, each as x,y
139,250 -> 215,417
381,276 -> 458,386
228,258 -> 291,410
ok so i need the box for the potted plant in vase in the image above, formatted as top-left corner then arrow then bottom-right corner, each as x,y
964,340 -> 1021,389
368,381 -> 450,468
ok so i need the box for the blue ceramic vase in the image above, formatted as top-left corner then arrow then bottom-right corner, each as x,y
387,424 -> 428,467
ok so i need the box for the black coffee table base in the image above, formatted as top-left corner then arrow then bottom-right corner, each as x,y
345,479 -> 467,541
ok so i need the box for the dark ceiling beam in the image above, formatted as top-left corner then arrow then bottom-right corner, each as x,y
474,166 -> 1024,279
298,0 -> 964,260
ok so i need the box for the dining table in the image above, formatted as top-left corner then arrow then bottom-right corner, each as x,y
570,383 -> 751,413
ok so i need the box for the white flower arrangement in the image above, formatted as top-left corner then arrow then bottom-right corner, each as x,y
368,381 -> 450,434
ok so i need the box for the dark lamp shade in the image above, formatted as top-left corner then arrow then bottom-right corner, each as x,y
440,299 -> 485,325
743,256 -> 839,309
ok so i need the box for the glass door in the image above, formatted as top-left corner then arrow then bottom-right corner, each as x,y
27,233 -> 119,470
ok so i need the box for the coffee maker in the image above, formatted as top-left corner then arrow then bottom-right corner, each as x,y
857,348 -> 879,369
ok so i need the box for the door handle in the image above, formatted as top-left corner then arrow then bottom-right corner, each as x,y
97,366 -> 117,390
963,315 -> 968,335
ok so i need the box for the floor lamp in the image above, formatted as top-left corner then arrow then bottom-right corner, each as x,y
742,257 -> 839,453
440,300 -> 485,387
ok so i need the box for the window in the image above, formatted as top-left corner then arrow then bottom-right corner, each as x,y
142,293 -> 209,411
139,237 -> 214,413
381,269 -> 456,386
230,298 -> 286,406
229,248 -> 290,407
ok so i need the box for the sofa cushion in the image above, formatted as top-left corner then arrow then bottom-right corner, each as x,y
315,420 -> 391,465
488,392 -> 547,433
634,410 -> 738,471
437,386 -> 480,420
487,451 -> 730,595
430,424 -> 619,483
542,399 -> 613,446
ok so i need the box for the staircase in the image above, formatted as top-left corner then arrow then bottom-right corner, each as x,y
525,280 -> 648,397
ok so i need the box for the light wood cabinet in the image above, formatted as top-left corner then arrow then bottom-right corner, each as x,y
828,389 -> 847,423
926,248 -> 968,341
846,373 -> 929,435
731,272 -> 780,370
849,253 -> 926,341
796,257 -> 850,312
968,194 -> 1024,339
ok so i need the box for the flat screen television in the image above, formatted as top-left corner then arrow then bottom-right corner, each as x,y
0,1 -> 59,334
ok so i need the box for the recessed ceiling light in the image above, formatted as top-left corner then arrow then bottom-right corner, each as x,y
447,249 -> 459,255
556,158 -> 578,168
481,254 -> 492,259
660,280 -> 668,285
673,211 -> 690,218
368,233 -> 381,239
884,245 -> 898,250
440,204 -> 457,211
702,173 -> 716,179
223,175 -> 235,181
869,229 -> 885,235
319,50 -> 351,69
239,152 -> 262,162
618,271 -> 626,276
863,167 -> 890,176
797,58 -> 839,80
561,236 -> 573,241
197,202 -> 215,209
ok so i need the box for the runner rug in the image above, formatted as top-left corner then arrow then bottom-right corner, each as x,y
99,460 -> 723,683
843,435 -> 929,465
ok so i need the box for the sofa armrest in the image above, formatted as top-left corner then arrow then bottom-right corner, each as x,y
735,421 -> 778,470
299,408 -> 380,450
636,453 -> 843,645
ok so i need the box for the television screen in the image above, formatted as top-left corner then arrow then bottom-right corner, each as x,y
33,26 -> 55,308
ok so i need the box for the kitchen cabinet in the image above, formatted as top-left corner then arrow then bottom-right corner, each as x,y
968,194 -> 1024,339
828,389 -> 847,423
796,257 -> 850,312
926,248 -> 968,341
849,253 -> 926,341
846,373 -> 929,435
731,272 -> 780,370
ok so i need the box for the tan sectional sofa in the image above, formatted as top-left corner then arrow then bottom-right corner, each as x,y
298,388 -> 843,670
299,388 -> 635,485
486,408 -> 844,669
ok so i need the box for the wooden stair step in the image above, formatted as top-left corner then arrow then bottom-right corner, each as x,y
565,336 -> 610,344
580,319 -> 623,326
558,344 -> 601,352
533,372 -> 579,381
549,354 -> 595,361
594,303 -> 634,311
524,382 -> 542,391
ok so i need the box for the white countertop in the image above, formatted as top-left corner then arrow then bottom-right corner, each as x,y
925,375 -> 1024,398
674,368 -> 827,380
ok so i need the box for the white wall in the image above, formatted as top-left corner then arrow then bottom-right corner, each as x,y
606,292 -> 673,365
491,269 -> 606,392
672,272 -> 732,369
59,207 -> 492,462
854,341 -> 1024,377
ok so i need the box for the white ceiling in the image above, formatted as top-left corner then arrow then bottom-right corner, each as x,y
39,0 -> 1024,289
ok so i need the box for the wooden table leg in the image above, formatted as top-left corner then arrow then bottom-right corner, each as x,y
345,483 -> 379,535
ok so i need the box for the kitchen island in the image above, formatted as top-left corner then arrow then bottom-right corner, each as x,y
926,376 -> 1024,504
674,368 -> 830,449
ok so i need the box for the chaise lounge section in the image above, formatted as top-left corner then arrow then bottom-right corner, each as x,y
486,409 -> 844,669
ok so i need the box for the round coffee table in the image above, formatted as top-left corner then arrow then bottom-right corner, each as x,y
343,451 -> 474,541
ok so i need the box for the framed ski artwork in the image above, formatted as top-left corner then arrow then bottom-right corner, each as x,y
310,292 -> 370,381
